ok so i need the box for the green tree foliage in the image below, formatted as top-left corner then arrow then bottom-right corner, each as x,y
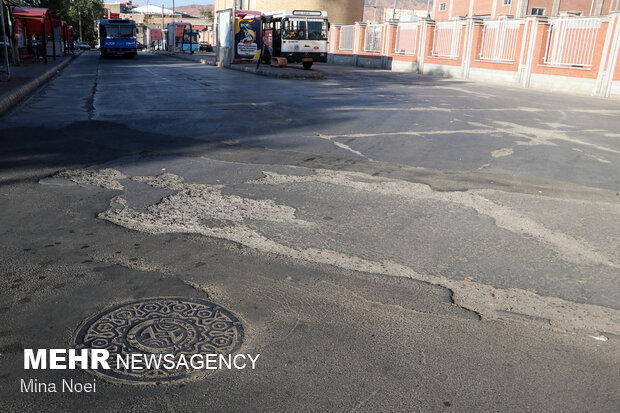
16,0 -> 102,44
199,9 -> 213,22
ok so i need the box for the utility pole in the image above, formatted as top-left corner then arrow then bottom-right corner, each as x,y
0,0 -> 10,80
79,10 -> 82,41
392,0 -> 398,20
162,4 -> 164,50
427,0 -> 432,18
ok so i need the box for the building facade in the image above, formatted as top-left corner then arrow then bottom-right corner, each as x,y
434,0 -> 618,19
214,0 -> 364,25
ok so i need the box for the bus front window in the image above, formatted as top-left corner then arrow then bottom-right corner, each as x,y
307,19 -> 328,41
104,25 -> 135,39
282,18 -> 306,40
118,26 -> 135,38
182,30 -> 198,43
103,26 -> 118,39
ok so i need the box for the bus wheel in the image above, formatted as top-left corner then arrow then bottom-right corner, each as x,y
303,61 -> 313,70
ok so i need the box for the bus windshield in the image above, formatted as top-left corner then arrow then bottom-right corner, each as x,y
102,25 -> 135,39
182,30 -> 199,43
307,19 -> 328,41
282,18 -> 306,40
282,18 -> 327,41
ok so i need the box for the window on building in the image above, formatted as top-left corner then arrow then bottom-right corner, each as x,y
439,3 -> 447,11
531,8 -> 545,15
503,0 -> 512,5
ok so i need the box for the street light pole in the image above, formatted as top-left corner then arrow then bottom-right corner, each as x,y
392,0 -> 398,20
78,10 -> 82,41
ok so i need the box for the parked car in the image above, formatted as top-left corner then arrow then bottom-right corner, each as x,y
75,41 -> 90,50
199,42 -> 213,52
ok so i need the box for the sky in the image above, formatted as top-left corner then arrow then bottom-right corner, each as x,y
131,0 -> 214,9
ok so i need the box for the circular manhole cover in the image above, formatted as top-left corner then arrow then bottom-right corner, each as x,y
74,297 -> 244,383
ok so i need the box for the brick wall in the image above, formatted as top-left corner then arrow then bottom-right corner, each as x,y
328,12 -> 620,98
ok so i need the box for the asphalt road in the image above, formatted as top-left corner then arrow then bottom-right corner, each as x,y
1,51 -> 619,412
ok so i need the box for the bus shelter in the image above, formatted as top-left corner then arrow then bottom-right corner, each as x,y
149,28 -> 162,50
51,19 -> 67,56
167,22 -> 198,53
12,7 -> 56,64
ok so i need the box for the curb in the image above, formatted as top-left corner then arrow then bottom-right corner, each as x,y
229,64 -> 324,80
155,51 -> 324,79
0,53 -> 80,117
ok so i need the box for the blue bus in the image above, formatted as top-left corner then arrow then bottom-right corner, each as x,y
99,19 -> 137,58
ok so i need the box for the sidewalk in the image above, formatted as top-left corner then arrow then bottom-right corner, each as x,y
0,53 -> 79,116
154,50 -> 324,79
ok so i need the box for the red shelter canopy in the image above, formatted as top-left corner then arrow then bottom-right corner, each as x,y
12,7 -> 53,36
150,29 -> 163,41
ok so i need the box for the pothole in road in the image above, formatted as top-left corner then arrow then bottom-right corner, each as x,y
73,297 -> 244,383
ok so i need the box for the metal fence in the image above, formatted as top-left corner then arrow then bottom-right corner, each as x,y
339,25 -> 355,51
364,24 -> 383,53
544,17 -> 601,67
394,23 -> 419,55
432,20 -> 462,58
480,20 -> 521,62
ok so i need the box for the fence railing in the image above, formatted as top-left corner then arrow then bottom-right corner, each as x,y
339,25 -> 355,51
394,23 -> 419,55
432,20 -> 462,58
544,17 -> 601,67
480,20 -> 521,62
364,25 -> 383,53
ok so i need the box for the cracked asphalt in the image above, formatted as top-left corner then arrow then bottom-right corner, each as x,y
1,52 -> 619,412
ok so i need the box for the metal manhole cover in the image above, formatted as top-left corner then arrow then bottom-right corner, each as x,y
74,297 -> 244,383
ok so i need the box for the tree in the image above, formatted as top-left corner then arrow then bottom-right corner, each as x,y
199,9 -> 213,22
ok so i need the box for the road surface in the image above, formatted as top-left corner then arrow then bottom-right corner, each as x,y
1,52 -> 619,412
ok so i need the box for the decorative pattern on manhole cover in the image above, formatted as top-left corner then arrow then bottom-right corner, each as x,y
74,297 -> 244,382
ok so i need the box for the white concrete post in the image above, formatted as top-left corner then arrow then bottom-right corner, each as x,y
551,0 -> 561,17
354,22 -> 364,67
594,15 -> 617,95
515,0 -> 529,18
601,12 -> 620,97
328,24 -> 339,64
516,18 -> 530,80
461,18 -> 477,79
329,25 -> 336,54
418,18 -> 432,74
519,16 -> 544,88
381,21 -> 396,69
594,0 -> 605,16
